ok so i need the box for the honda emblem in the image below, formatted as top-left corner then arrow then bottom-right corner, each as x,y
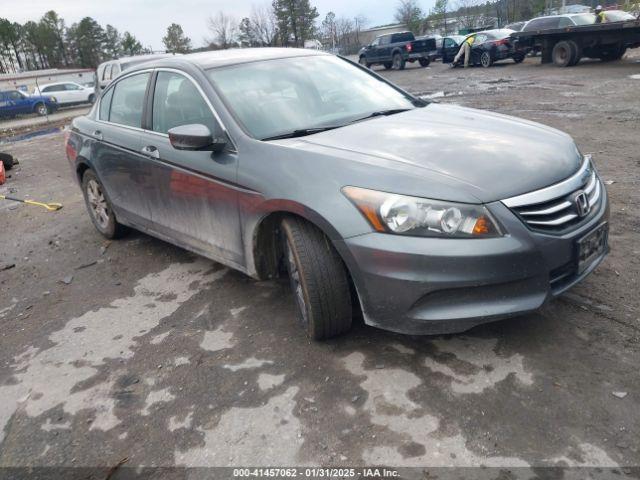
574,191 -> 590,218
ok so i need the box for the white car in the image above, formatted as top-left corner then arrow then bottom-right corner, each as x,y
32,82 -> 95,106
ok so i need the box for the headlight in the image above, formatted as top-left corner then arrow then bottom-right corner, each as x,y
342,186 -> 503,238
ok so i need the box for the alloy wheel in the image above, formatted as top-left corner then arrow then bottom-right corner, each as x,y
86,179 -> 110,230
286,239 -> 308,326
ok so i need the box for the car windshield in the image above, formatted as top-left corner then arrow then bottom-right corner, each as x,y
571,13 -> 596,25
605,10 -> 635,21
486,29 -> 514,39
206,55 -> 418,140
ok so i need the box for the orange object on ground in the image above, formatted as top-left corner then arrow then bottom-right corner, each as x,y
0,160 -> 5,185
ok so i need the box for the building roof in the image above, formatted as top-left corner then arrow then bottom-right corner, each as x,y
0,68 -> 93,81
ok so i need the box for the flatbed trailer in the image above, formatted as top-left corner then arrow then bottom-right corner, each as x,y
511,19 -> 640,66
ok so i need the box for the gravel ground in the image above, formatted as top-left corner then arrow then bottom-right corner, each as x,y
0,52 -> 639,476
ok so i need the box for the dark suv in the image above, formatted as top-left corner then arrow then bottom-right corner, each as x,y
358,32 -> 436,70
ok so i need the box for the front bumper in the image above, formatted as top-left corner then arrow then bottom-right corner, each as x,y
337,188 -> 609,335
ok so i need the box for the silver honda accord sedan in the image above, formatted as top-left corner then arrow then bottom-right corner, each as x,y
65,48 -> 609,339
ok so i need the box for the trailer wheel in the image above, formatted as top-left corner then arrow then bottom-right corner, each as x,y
600,47 -> 626,61
567,40 -> 582,66
383,62 -> 392,69
512,53 -> 525,63
552,41 -> 576,67
419,58 -> 430,67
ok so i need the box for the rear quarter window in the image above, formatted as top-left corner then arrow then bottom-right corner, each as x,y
392,32 -> 414,42
99,87 -> 114,121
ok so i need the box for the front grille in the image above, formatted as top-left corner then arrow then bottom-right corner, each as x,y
502,156 -> 603,234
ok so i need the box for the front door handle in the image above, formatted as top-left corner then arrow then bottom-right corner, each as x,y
93,130 -> 103,141
141,145 -> 160,159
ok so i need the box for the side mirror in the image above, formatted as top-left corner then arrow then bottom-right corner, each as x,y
168,124 -> 226,153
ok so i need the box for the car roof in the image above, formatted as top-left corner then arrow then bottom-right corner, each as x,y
125,48 -> 330,72
38,81 -> 79,88
102,53 -> 177,66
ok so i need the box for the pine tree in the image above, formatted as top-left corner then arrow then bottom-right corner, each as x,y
121,31 -> 143,56
272,0 -> 319,47
162,23 -> 191,53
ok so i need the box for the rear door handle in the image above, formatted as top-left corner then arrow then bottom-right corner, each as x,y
93,130 -> 103,141
141,145 -> 160,159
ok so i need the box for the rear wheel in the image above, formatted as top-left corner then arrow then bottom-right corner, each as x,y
34,102 -> 48,116
419,58 -> 430,67
281,217 -> 352,340
81,170 -> 128,239
599,46 -> 626,61
552,41 -> 576,67
480,51 -> 493,68
392,53 -> 406,70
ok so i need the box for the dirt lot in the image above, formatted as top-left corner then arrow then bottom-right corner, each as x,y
1,53 -> 639,476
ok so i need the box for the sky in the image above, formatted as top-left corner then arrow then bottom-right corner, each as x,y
0,0 -> 437,51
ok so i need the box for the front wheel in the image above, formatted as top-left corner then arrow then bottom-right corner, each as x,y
281,217 -> 352,340
359,56 -> 371,68
81,170 -> 128,239
419,58 -> 430,67
480,51 -> 493,68
34,103 -> 49,116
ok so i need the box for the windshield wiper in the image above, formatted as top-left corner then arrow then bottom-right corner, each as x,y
262,126 -> 340,141
348,108 -> 413,124
261,108 -> 414,141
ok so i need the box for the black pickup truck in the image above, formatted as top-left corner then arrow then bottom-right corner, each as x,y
358,31 -> 437,70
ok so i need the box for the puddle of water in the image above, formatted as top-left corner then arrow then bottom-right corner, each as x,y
0,126 -> 63,145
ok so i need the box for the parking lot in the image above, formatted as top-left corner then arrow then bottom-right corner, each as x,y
1,53 -> 639,473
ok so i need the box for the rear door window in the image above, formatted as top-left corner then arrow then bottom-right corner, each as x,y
151,71 -> 217,134
108,73 -> 150,128
392,32 -> 414,42
380,35 -> 391,45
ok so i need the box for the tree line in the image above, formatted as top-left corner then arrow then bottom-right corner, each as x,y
0,0 -> 592,74
0,11 -> 154,73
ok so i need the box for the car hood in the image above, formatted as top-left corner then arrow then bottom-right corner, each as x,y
291,104 -> 583,203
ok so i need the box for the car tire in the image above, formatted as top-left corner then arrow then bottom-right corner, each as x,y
88,94 -> 96,104
552,41 -> 576,67
280,216 -> 352,340
383,62 -> 392,70
599,46 -> 626,61
512,53 -> 525,63
392,53 -> 406,70
419,58 -> 430,67
359,56 -> 371,69
34,103 -> 49,116
0,153 -> 14,171
81,170 -> 128,239
480,51 -> 493,68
